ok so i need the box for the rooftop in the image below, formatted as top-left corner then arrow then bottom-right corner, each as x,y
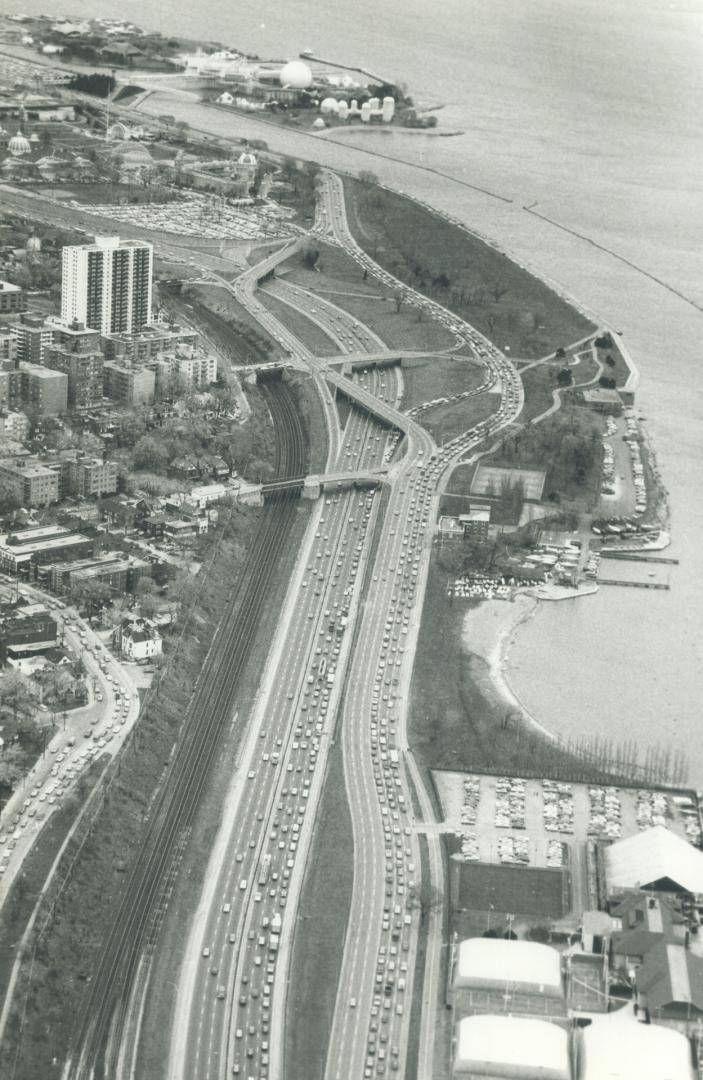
455,1014 -> 569,1077
605,825 -> 703,895
455,937 -> 563,991
580,1004 -> 694,1080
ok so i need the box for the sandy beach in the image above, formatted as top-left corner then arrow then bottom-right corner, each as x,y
461,596 -> 560,747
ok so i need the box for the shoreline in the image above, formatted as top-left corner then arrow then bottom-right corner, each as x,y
461,595 -> 559,748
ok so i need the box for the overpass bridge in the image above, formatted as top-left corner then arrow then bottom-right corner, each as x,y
238,467 -> 387,505
324,368 -> 435,454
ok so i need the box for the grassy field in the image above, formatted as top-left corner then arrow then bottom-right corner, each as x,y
28,182 -> 178,206
455,863 -> 566,919
284,735 -> 353,1080
520,364 -> 559,423
400,356 -> 486,412
259,288 -> 339,356
421,392 -> 500,445
281,245 -> 457,352
343,177 -> 595,359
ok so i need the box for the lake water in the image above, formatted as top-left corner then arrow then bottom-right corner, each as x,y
6,0 -> 703,779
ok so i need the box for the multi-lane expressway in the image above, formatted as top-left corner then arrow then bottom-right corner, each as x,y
168,171 -> 524,1080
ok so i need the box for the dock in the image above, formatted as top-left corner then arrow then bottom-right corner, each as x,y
600,552 -> 679,565
598,578 -> 670,590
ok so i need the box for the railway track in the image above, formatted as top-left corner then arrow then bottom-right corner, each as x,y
63,380 -> 306,1080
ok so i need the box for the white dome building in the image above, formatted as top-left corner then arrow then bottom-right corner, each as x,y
454,938 -> 564,999
279,60 -> 313,89
579,1004 -> 694,1080
320,97 -> 339,115
8,131 -> 30,157
454,1015 -> 570,1079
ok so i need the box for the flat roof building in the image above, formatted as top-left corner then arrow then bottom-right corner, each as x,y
454,1015 -> 570,1079
103,362 -> 155,406
0,526 -> 94,575
0,280 -> 26,315
61,235 -> 153,335
19,362 -> 68,415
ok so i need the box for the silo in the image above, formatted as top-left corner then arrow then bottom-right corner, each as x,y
382,96 -> 395,122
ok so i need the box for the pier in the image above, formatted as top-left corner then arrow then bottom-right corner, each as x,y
600,552 -> 679,565
598,578 -> 670,590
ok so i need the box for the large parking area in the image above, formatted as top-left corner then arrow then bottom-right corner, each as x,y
435,770 -> 702,929
76,193 -> 296,240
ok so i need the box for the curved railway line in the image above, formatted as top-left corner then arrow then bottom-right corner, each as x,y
63,380 -> 307,1080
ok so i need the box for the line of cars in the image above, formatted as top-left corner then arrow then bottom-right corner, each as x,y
184,375 -> 396,1080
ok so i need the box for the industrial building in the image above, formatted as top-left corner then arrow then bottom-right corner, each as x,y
61,235 -> 153,335
453,1014 -> 570,1079
453,938 -> 565,1018
604,825 -> 703,896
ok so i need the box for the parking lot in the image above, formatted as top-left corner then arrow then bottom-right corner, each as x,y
435,770 -> 702,927
76,192 -> 297,241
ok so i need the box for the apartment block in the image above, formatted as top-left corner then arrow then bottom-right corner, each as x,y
61,235 -> 153,334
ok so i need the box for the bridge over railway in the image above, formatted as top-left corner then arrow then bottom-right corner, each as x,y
238,467 -> 387,505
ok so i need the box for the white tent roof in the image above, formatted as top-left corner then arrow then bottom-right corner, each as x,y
456,937 -> 562,991
605,825 -> 703,895
581,1004 -> 693,1080
455,1015 -> 569,1077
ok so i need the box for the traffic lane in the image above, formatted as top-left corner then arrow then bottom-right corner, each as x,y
225,416 -> 387,1067
190,412 -> 382,1071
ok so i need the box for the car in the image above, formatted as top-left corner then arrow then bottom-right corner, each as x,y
202,947 -> 211,958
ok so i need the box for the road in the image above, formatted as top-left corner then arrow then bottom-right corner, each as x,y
316,168 -> 524,1080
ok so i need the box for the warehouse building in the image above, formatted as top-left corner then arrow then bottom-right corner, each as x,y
605,826 -> 703,897
453,1014 -> 570,1079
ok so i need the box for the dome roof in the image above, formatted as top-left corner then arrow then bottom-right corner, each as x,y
8,131 -> 30,156
312,117 -> 326,129
237,151 -> 257,165
320,97 -> 339,114
279,60 -> 313,89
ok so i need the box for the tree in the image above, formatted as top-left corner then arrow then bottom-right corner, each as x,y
301,241 -> 320,270
132,435 -> 169,473
407,882 -> 443,922
556,367 -> 573,387
72,579 -> 112,618
358,170 -> 379,186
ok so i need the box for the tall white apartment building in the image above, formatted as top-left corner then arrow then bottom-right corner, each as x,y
61,236 -> 153,335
